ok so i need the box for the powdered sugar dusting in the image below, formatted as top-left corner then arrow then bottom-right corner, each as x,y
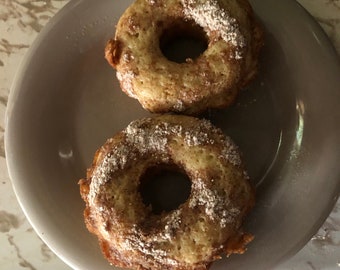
88,144 -> 136,205
124,117 -> 220,150
160,210 -> 182,240
121,211 -> 183,266
122,233 -> 177,266
116,70 -> 137,98
124,118 -> 171,155
181,0 -> 245,58
219,136 -> 242,167
173,100 -> 185,111
83,116 -> 252,267
189,178 -> 240,228
88,117 -> 243,205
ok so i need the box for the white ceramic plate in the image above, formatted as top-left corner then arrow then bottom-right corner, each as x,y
5,0 -> 340,269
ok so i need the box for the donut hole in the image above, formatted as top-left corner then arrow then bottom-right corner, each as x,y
160,19 -> 208,63
139,165 -> 192,214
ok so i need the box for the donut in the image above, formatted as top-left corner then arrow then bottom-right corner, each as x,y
105,0 -> 263,114
79,115 -> 255,270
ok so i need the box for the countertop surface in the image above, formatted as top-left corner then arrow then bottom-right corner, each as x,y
0,0 -> 339,269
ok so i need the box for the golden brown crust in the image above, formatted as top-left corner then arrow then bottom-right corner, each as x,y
79,115 -> 255,270
105,0 -> 264,114
105,39 -> 122,67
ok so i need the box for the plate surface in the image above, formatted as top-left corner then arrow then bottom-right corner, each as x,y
5,0 -> 340,269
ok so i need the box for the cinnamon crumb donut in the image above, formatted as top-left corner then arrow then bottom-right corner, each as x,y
79,115 -> 255,270
105,0 -> 263,114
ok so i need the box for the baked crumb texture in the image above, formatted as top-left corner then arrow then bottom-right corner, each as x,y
105,0 -> 264,114
79,115 -> 255,270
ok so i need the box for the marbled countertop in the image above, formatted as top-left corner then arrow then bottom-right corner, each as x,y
0,0 -> 339,269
